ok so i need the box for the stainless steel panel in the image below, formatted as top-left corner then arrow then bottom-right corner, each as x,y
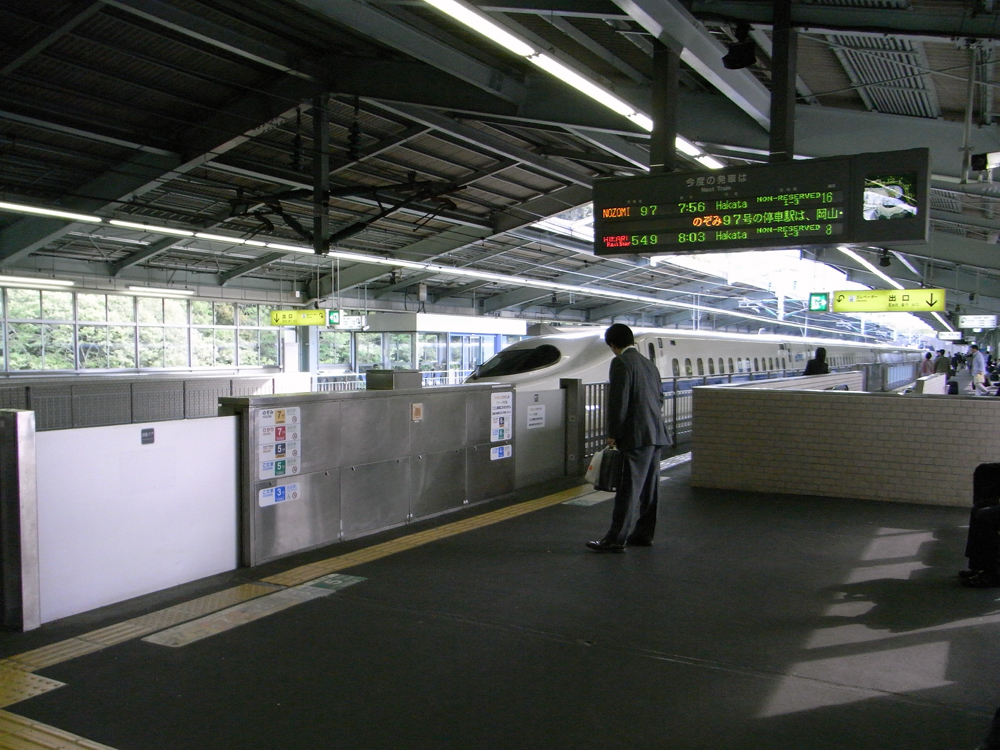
0,411 -> 40,631
30,386 -> 73,431
410,392 -> 467,455
296,400 -> 342,474
411,449 -> 466,519
131,381 -> 185,422
465,388 -> 495,445
341,457 -> 410,538
467,442 -> 515,503
514,389 -> 565,489
253,469 -> 341,564
339,396 -> 411,465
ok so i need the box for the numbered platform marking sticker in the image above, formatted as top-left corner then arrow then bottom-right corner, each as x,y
490,391 -> 514,443
490,445 -> 512,460
259,482 -> 303,507
258,457 -> 301,480
258,441 -> 301,462
257,424 -> 303,445
258,407 -> 301,426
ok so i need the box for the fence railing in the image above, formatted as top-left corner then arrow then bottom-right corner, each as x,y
314,369 -> 475,392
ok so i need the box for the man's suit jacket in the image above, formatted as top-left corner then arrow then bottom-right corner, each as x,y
606,346 -> 670,450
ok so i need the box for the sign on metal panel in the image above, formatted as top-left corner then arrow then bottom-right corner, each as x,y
831,288 -> 944,313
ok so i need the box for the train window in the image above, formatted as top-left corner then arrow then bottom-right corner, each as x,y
736,358 -> 744,373
672,358 -> 680,377
718,358 -> 725,374
647,343 -> 656,361
471,344 -> 560,379
697,358 -> 704,375
707,358 -> 715,375
753,358 -> 759,372
768,357 -> 774,371
744,358 -> 751,371
657,338 -> 663,348
684,358 -> 693,376
781,358 -> 786,370
728,358 -> 734,373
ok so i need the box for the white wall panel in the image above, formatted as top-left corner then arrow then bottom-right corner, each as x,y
35,417 -> 238,623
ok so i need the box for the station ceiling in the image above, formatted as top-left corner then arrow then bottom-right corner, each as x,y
3,0 -> 1000,339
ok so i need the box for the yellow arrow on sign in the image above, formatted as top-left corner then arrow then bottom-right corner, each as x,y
832,288 -> 945,313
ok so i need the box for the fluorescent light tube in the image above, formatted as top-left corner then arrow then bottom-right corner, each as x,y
627,113 -> 654,132
696,154 -> 726,170
126,286 -> 195,296
528,54 -> 636,116
932,312 -> 954,331
0,275 -> 75,287
194,232 -> 247,244
0,201 -> 102,224
424,0 -> 535,56
674,136 -> 702,156
110,220 -> 194,237
838,246 -> 904,289
265,242 -> 314,254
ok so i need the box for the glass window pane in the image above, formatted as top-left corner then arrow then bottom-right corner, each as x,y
728,358 -> 734,373
684,358 -> 692,377
41,291 -> 72,320
164,298 -> 187,325
108,325 -> 135,368
192,328 -> 214,366
671,358 -> 679,377
449,334 -> 462,370
388,333 -> 412,369
107,295 -> 134,323
164,327 -> 188,367
41,324 -> 74,369
7,289 -> 40,319
78,325 -> 108,368
7,322 -> 42,370
77,293 -> 106,322
239,330 -> 260,366
697,358 -> 704,376
259,330 -> 278,366
418,333 -> 444,371
137,297 -> 164,324
215,327 -> 235,365
238,304 -> 258,327
139,327 -> 165,368
319,331 -> 351,366
708,358 -> 715,375
191,301 -> 212,325
356,332 -> 383,368
214,302 -> 235,326
259,305 -> 274,326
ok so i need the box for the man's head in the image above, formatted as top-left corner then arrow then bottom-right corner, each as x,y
938,349 -> 945,356
604,323 -> 634,352
971,344 -> 980,353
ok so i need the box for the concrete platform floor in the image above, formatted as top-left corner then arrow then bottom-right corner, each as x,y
0,460 -> 997,750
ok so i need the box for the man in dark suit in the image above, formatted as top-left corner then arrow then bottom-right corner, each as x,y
587,324 -> 670,553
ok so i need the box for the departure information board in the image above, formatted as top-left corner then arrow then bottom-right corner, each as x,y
592,148 -> 930,256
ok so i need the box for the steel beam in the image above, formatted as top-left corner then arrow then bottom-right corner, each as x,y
1,1 -> 105,77
373,272 -> 437,299
109,236 -> 186,277
219,252 -> 289,286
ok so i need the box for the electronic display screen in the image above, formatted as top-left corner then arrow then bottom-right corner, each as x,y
592,148 -> 929,256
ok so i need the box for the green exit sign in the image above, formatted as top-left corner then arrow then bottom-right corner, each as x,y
327,309 -> 341,326
808,292 -> 830,312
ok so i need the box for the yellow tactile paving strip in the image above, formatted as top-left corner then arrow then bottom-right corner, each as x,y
0,484 -> 591,750
263,484 -> 592,586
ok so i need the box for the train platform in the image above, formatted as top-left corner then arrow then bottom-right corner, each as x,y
0,457 -> 994,750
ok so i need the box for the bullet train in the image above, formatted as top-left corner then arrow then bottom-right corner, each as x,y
466,326 -> 924,391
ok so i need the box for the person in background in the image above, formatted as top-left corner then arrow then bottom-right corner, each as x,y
920,351 -> 934,376
803,346 -> 830,376
933,349 -> 951,378
969,344 -> 991,395
587,323 -> 670,553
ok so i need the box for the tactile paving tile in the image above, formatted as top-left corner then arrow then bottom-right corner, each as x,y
660,452 -> 692,470
0,710 -> 117,749
303,574 -> 366,592
563,490 -> 615,507
263,484 -> 592,587
6,641 -> 104,672
0,667 -> 64,709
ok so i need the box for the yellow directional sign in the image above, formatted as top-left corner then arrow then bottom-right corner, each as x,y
831,288 -> 945,313
270,309 -> 328,326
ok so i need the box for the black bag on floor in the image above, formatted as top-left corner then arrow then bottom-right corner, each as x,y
947,380 -> 959,395
589,447 -> 623,493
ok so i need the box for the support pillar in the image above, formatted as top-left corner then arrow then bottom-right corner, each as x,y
561,378 -> 586,477
769,0 -> 797,163
312,96 -> 330,254
649,41 -> 680,174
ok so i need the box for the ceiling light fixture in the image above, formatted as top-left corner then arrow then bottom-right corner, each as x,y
0,275 -> 75,288
0,201 -> 102,224
109,220 -> 194,237
696,154 -> 726,170
838,246 -> 904,290
423,0 -> 535,56
194,232 -> 248,244
126,286 -> 195,296
932,312 -> 955,332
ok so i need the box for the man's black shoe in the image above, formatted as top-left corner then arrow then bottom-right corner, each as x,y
961,571 -> 1000,588
959,568 -> 981,579
586,539 -> 625,553
626,536 -> 653,547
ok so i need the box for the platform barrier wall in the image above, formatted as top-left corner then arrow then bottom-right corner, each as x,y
514,388 -> 565,489
719,371 -> 865,392
34,417 -> 239,623
692,387 -> 993,507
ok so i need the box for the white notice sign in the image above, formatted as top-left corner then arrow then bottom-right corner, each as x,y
490,445 -> 512,460
526,404 -> 545,429
491,391 -> 513,442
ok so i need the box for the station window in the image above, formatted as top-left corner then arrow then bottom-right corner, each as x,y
708,358 -> 715,375
684,358 -> 693,377
697,358 -> 704,375
419,333 -> 446,371
672,358 -> 680,377
319,331 -> 351,366
388,333 -> 413,369
356,332 -> 384,369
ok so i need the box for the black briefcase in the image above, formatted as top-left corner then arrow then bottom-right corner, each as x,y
594,448 -> 624,493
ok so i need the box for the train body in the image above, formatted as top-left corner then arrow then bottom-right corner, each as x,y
467,327 -> 924,391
